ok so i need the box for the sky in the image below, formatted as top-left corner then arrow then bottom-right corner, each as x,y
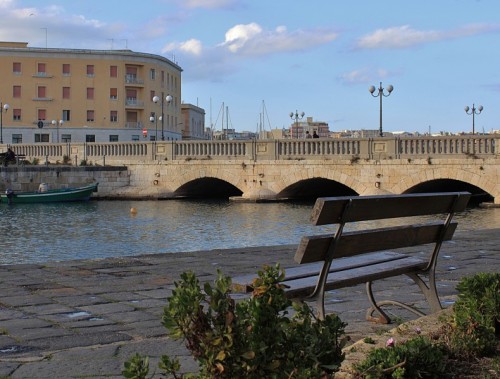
0,0 -> 499,135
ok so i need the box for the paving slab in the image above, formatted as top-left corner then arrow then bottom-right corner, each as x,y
0,229 -> 498,378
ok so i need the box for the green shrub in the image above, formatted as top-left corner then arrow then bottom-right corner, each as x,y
353,336 -> 449,379
449,272 -> 499,357
123,265 -> 347,379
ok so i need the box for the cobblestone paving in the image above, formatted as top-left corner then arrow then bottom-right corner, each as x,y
0,229 -> 498,378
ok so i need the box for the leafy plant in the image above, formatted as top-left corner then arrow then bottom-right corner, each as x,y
62,155 -> 71,164
448,272 -> 499,357
353,336 -> 449,379
125,265 -> 348,378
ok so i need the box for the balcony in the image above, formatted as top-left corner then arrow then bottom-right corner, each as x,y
125,74 -> 144,86
125,98 -> 144,109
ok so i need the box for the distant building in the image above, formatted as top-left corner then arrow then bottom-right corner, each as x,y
289,117 -> 329,138
0,41 -> 183,143
181,103 -> 208,140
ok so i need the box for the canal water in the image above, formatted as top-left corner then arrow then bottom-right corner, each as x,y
1,199 -> 499,265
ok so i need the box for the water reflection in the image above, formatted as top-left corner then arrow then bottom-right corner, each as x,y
0,200 -> 499,265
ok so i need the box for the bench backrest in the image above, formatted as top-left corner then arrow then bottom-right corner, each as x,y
295,192 -> 471,265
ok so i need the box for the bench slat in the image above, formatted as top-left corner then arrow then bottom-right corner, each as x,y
283,255 -> 427,299
311,192 -> 470,225
232,251 -> 409,293
295,222 -> 457,264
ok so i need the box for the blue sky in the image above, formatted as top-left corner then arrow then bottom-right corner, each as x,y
0,0 -> 499,134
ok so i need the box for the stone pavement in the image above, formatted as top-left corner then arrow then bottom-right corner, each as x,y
0,228 -> 499,378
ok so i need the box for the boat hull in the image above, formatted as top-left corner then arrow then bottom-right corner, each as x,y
1,183 -> 98,204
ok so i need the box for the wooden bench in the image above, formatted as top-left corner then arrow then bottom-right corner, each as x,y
232,192 -> 471,323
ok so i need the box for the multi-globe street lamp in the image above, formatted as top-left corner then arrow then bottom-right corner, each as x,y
0,102 -> 9,144
152,93 -> 173,141
51,119 -> 63,143
289,110 -> 305,139
464,103 -> 483,135
369,82 -> 394,137
149,114 -> 158,141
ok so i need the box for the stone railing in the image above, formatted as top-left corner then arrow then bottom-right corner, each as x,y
3,135 -> 497,164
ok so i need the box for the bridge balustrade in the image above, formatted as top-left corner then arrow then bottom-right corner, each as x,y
3,135 -> 497,165
397,136 -> 496,158
278,139 -> 360,157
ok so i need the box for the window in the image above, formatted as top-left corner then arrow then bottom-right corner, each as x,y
110,110 -> 118,122
61,134 -> 71,143
86,135 -> 96,143
150,68 -> 156,80
37,86 -> 46,98
12,134 -> 22,144
13,62 -> 21,74
35,133 -> 50,143
37,109 -> 46,121
63,110 -> 71,122
150,90 -> 155,101
161,70 -> 165,83
13,109 -> 21,121
62,87 -> 70,99
86,65 -> 95,76
110,88 -> 117,100
109,135 -> 119,142
87,110 -> 95,122
132,135 -> 140,141
110,65 -> 117,78
37,63 -> 46,74
13,85 -> 21,98
87,87 -> 94,100
62,64 -> 70,75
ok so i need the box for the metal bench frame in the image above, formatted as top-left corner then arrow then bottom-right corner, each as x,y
233,192 -> 471,323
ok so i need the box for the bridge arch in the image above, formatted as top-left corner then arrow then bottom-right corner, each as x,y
174,177 -> 242,199
277,178 -> 358,199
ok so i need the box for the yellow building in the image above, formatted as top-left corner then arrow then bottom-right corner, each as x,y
0,41 -> 182,143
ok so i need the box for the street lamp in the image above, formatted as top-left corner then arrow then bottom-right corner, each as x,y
0,102 -> 9,144
51,119 -> 63,143
464,103 -> 483,135
149,114 -> 158,141
369,82 -> 394,137
153,93 -> 173,141
289,110 -> 305,139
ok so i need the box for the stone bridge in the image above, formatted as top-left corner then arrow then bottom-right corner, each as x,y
4,135 -> 500,203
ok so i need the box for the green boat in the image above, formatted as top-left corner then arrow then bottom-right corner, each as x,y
1,183 -> 98,204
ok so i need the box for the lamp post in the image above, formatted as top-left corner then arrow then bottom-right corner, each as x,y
369,82 -> 394,137
149,114 -> 158,141
51,119 -> 63,143
289,110 -> 305,139
153,93 -> 173,141
0,102 -> 9,144
464,103 -> 483,135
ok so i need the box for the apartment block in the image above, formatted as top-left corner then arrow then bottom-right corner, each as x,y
0,41 -> 183,143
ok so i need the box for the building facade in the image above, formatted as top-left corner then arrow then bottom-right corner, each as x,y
289,116 -> 329,138
0,41 -> 183,143
180,103 -> 209,140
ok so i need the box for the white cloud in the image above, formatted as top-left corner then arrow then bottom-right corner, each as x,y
179,39 -> 203,55
356,23 -> 500,49
222,23 -> 262,53
219,22 -> 338,56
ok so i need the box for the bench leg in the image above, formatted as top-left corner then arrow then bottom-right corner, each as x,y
365,272 -> 442,324
406,272 -> 442,313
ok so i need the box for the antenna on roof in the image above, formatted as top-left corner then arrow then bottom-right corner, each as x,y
108,39 -> 114,49
121,39 -> 128,49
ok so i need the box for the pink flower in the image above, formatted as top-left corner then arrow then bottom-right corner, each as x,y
386,338 -> 395,347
